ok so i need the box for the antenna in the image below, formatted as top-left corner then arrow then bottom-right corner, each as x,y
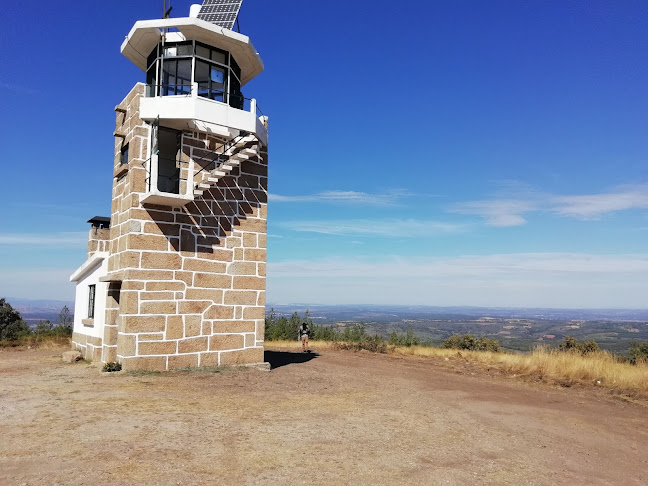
162,0 -> 173,19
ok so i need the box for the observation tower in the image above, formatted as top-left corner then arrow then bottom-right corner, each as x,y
70,1 -> 269,371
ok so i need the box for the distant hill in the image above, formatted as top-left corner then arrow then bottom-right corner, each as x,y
267,304 -> 648,322
4,297 -> 75,326
267,304 -> 648,355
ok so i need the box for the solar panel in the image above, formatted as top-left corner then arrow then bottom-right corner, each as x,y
197,0 -> 244,30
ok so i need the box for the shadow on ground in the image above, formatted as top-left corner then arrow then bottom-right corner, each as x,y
264,350 -> 320,370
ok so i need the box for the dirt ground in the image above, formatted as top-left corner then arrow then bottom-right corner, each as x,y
1,344 -> 646,486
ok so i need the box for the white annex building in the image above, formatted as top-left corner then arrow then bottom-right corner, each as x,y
70,1 -> 269,371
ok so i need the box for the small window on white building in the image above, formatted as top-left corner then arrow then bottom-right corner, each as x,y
88,285 -> 96,319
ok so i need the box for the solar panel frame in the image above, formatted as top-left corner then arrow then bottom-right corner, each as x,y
197,0 -> 243,30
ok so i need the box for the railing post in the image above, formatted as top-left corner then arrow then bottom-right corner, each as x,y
250,98 -> 256,114
192,82 -> 198,99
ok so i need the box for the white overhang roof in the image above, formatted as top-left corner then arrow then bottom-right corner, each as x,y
70,252 -> 108,283
120,17 -> 264,86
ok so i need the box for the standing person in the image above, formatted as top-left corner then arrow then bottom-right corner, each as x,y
299,322 -> 311,352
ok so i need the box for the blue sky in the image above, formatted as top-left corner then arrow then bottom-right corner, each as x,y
0,0 -> 646,308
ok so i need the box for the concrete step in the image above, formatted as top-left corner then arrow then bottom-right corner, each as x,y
197,183 -> 210,189
194,190 -> 204,196
235,137 -> 254,147
210,170 -> 226,177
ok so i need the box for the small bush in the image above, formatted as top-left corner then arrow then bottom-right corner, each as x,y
311,325 -> 338,341
102,362 -> 122,373
388,329 -> 420,347
443,334 -> 500,352
0,298 -> 31,342
265,310 -> 302,341
335,336 -> 387,353
629,341 -> 648,365
558,336 -> 599,355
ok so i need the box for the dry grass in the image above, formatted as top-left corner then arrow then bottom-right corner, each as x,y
0,336 -> 72,349
395,345 -> 648,393
267,339 -> 648,394
269,339 -> 338,350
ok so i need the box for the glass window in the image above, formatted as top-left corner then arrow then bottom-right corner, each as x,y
88,285 -> 96,319
146,64 -> 158,96
120,144 -> 129,165
161,59 -> 192,95
177,44 -> 193,56
211,50 -> 226,64
231,56 -> 241,80
157,127 -> 182,194
195,60 -> 209,82
177,59 -> 192,94
229,75 -> 242,109
151,41 -> 246,108
195,60 -> 210,98
147,46 -> 158,70
210,67 -> 224,85
196,45 -> 210,60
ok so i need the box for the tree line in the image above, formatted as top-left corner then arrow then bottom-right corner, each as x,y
0,298 -> 73,344
265,309 -> 648,364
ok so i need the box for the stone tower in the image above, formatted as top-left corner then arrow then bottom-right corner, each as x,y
70,2 -> 268,371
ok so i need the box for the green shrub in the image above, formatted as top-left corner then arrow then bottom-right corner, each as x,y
629,341 -> 648,365
0,299 -> 31,342
340,323 -> 369,342
311,325 -> 338,341
443,334 -> 500,352
335,335 -> 387,353
265,310 -> 303,341
33,320 -> 72,339
388,329 -> 420,347
558,336 -> 599,355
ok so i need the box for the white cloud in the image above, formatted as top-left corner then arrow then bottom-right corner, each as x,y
449,199 -> 538,227
281,219 -> 466,236
269,189 -> 416,206
553,186 -> 648,219
0,232 -> 87,247
267,253 -> 648,308
448,184 -> 648,226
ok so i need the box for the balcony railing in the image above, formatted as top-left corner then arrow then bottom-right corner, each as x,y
145,83 -> 264,119
143,156 -> 188,195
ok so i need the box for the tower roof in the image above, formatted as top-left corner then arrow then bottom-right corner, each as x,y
121,17 -> 264,86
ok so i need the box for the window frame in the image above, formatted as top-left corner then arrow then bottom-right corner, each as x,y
88,284 -> 96,319
146,40 -> 243,107
120,143 -> 129,166
155,126 -> 183,195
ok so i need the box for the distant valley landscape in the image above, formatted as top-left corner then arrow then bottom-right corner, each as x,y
269,304 -> 648,356
9,297 -> 648,356
9,298 -> 75,326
